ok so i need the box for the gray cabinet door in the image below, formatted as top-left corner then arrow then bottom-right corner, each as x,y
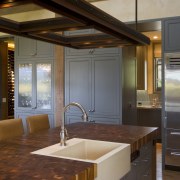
65,57 -> 92,114
92,56 -> 120,117
36,40 -> 54,58
16,37 -> 36,58
163,17 -> 180,52
15,37 -> 54,58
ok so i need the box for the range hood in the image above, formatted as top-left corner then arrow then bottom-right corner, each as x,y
0,0 -> 150,49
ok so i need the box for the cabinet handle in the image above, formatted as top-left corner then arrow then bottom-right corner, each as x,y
89,49 -> 92,54
91,49 -> 95,54
171,152 -> 180,156
89,110 -> 95,112
170,132 -> 180,135
32,107 -> 37,109
89,120 -> 95,123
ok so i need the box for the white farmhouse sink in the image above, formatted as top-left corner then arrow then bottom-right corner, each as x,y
31,138 -> 130,180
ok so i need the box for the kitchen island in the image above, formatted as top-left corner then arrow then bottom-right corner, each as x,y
0,122 -> 159,180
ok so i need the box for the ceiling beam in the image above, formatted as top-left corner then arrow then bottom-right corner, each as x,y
0,0 -> 150,48
0,17 -> 19,34
19,17 -> 87,33
33,0 -> 150,45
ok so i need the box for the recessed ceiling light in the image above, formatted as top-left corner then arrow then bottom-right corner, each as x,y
153,36 -> 158,39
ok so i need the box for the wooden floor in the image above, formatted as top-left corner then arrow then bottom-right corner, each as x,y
156,143 -> 180,180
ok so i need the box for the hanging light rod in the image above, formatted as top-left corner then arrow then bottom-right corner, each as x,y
0,0 -> 150,49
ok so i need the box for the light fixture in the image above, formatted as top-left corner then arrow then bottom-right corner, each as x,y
8,43 -> 15,49
153,36 -> 158,39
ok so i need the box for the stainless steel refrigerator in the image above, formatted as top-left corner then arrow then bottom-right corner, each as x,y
164,52 -> 180,170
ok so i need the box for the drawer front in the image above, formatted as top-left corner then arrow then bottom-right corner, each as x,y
167,112 -> 180,129
166,148 -> 180,167
166,128 -> 180,149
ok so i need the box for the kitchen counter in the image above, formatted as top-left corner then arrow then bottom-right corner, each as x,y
0,122 -> 159,180
137,105 -> 162,109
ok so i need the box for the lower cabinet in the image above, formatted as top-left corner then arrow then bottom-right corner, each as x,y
122,141 -> 154,180
137,108 -> 161,140
15,111 -> 54,133
65,115 -> 120,125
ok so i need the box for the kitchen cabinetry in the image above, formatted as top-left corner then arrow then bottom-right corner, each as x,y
15,37 -> 55,132
163,17 -> 180,52
65,55 -> 121,124
137,107 -> 161,140
15,37 -> 54,59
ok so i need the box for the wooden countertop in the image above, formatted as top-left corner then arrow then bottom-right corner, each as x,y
0,123 -> 159,180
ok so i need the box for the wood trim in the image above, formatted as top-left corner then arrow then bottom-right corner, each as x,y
0,42 -> 8,120
54,44 -> 64,127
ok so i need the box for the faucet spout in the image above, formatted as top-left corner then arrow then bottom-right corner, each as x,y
60,102 -> 88,146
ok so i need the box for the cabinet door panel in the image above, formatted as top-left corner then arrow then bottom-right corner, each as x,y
65,115 -> 83,124
92,117 -> 120,125
16,37 -> 36,58
164,17 -> 180,52
36,63 -> 52,110
36,41 -> 54,57
18,63 -> 33,109
65,58 -> 91,114
92,56 -> 120,116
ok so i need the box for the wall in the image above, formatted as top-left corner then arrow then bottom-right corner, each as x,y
93,0 -> 180,22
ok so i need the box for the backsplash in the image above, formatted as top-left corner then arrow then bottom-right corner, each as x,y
137,90 -> 161,107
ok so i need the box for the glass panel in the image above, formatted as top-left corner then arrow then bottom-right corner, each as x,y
18,63 -> 32,107
36,63 -> 51,109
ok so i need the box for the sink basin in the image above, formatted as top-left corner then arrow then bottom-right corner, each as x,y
31,138 -> 130,180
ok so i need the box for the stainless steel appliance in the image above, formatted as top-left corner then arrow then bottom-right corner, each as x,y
165,53 -> 180,170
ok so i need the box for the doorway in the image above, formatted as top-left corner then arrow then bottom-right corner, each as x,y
0,37 -> 15,120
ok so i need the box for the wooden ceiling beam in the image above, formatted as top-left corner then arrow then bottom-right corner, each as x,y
33,0 -> 150,45
19,17 -> 87,33
0,0 -> 150,48
0,17 -> 20,34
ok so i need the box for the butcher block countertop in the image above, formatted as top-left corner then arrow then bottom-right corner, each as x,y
0,122 -> 159,180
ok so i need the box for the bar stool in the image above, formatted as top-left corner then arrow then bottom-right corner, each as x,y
0,118 -> 24,141
26,114 -> 50,133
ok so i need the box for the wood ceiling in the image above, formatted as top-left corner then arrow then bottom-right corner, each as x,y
0,0 -> 150,49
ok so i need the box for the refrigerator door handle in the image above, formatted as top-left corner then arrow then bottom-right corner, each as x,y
170,132 -> 180,135
171,152 -> 180,156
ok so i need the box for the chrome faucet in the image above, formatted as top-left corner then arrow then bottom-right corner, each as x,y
60,102 -> 88,146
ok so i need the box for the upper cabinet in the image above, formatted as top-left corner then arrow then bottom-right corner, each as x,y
163,17 -> 180,52
65,29 -> 120,57
15,37 -> 54,59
